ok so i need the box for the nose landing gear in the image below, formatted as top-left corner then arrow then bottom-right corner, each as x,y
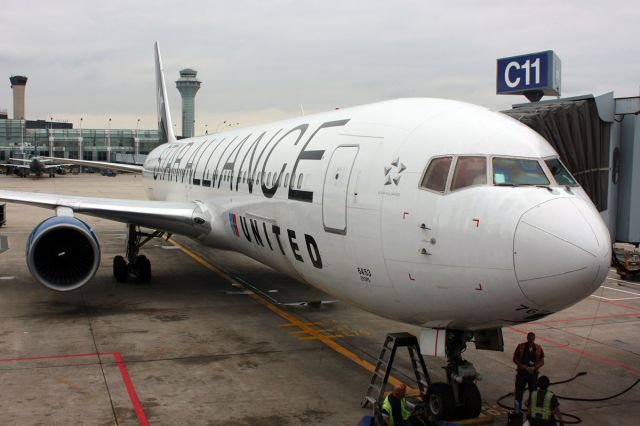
363,330 -> 487,422
425,330 -> 482,420
113,224 -> 164,283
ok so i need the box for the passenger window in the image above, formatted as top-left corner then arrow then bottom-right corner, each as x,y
451,156 -> 486,190
420,157 -> 452,192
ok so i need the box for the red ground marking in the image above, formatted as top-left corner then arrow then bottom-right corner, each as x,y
0,352 -> 149,426
527,312 -> 640,325
508,327 -> 640,376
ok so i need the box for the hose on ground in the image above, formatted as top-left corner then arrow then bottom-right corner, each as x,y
495,372 -> 640,424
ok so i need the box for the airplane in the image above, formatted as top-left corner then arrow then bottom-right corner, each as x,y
7,146 -> 70,177
8,157 -> 65,177
0,43 -> 611,420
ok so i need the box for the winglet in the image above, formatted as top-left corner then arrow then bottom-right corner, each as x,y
154,42 -> 177,144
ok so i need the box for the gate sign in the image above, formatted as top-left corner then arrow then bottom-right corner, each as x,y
497,51 -> 561,96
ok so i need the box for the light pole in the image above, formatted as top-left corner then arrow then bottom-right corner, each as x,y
135,118 -> 141,157
107,118 -> 112,162
20,118 -> 25,153
49,116 -> 54,157
78,117 -> 84,169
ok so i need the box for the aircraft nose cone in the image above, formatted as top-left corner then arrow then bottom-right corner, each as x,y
514,197 -> 611,309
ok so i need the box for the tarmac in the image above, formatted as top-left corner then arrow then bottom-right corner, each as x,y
0,173 -> 639,425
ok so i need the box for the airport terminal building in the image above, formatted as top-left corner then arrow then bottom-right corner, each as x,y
0,116 -> 161,163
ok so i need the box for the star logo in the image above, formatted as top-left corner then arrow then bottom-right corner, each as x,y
384,157 -> 406,186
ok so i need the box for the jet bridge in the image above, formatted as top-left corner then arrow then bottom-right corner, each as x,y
503,94 -> 640,277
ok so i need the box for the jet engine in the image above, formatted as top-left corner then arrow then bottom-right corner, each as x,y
26,216 -> 100,291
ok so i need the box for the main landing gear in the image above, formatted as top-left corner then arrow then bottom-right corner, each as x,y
425,330 -> 482,420
113,224 -> 164,283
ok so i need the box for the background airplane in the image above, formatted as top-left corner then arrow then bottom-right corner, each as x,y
0,43 -> 611,420
6,145 -> 70,177
8,156 -> 67,177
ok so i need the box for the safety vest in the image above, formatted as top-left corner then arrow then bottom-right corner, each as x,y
382,395 -> 411,426
530,389 -> 554,420
516,342 -> 543,364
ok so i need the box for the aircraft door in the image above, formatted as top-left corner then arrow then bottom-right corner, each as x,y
322,146 -> 359,234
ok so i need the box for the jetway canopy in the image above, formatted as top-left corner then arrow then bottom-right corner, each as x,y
502,98 -> 610,212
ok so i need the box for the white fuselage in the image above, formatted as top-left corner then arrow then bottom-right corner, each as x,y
142,98 -> 611,329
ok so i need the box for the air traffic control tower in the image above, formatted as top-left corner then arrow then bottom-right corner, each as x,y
175,68 -> 201,138
10,75 -> 28,119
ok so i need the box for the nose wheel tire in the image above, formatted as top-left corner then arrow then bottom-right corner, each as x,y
426,382 -> 455,420
458,381 -> 482,419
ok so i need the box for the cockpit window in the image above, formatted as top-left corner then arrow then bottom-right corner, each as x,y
420,156 -> 452,192
451,156 -> 486,191
492,158 -> 549,186
545,158 -> 578,186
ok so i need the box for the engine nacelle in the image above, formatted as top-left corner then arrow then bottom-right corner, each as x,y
26,216 -> 100,291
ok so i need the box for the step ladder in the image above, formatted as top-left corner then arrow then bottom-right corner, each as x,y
361,332 -> 431,409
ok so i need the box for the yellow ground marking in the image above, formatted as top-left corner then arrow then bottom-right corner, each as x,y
287,328 -> 337,334
280,321 -> 326,327
168,237 -> 415,392
168,239 -> 233,279
298,335 -> 344,341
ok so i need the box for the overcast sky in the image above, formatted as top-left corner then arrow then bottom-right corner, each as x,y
1,0 -> 638,134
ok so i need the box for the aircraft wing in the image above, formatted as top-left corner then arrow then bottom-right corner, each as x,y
0,190 -> 211,238
43,164 -> 73,170
8,164 -> 30,169
43,157 -> 144,173
9,158 -> 31,163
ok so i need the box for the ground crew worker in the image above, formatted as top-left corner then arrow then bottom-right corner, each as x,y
513,332 -> 544,412
527,376 -> 564,425
381,383 -> 415,426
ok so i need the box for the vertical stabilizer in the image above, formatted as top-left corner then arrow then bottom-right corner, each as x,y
154,42 -> 177,144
